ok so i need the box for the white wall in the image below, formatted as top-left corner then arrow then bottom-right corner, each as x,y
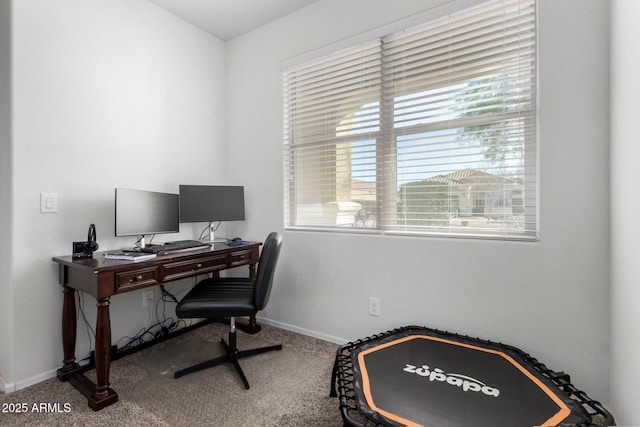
0,0 -> 13,390
1,0 -> 227,388
227,0 -> 612,403
610,1 -> 640,425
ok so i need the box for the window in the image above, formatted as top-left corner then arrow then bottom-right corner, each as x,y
283,0 -> 537,240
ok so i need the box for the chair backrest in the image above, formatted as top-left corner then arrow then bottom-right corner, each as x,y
253,232 -> 282,310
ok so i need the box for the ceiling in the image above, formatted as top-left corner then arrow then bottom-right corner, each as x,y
148,0 -> 319,41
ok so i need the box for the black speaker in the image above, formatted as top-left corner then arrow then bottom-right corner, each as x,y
72,224 -> 99,259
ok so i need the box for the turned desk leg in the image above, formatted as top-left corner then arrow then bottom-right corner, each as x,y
94,297 -> 112,398
59,285 -> 78,377
73,296 -> 118,411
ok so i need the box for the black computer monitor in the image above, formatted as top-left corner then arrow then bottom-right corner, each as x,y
115,188 -> 180,247
179,185 -> 245,241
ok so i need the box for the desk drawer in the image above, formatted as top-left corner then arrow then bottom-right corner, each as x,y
115,267 -> 159,293
163,255 -> 227,282
229,249 -> 254,267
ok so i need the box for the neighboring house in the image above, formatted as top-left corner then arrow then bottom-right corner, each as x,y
395,169 -> 524,229
296,170 -> 522,229
423,169 -> 523,218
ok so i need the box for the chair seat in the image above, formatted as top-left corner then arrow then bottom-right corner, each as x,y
176,278 -> 256,319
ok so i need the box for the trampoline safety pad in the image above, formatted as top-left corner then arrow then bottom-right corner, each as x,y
330,326 -> 615,427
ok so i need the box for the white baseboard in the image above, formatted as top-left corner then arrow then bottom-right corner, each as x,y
1,369 -> 58,394
0,374 -> 16,393
257,316 -> 349,345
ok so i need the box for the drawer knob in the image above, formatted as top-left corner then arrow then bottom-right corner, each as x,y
193,263 -> 203,270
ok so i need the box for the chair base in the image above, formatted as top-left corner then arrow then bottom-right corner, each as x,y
174,329 -> 282,389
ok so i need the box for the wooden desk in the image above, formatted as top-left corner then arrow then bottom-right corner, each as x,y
52,242 -> 261,411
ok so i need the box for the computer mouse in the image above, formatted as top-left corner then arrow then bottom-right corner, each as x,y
232,237 -> 242,241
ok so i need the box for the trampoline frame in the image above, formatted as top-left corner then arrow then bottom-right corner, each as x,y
330,325 -> 615,427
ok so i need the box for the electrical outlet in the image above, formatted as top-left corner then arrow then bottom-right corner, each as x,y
369,297 -> 381,317
143,290 -> 154,308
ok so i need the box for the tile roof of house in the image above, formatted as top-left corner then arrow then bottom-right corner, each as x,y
426,169 -> 518,185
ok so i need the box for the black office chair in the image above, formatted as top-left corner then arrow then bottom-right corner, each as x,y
173,232 -> 283,389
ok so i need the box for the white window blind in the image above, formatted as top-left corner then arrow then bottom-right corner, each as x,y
283,0 -> 537,240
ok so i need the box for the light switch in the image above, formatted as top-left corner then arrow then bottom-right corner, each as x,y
40,192 -> 58,213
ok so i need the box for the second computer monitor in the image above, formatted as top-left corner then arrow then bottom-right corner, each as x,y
115,188 -> 180,237
179,185 -> 245,242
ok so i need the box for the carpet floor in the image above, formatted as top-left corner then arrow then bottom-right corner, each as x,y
0,323 -> 345,426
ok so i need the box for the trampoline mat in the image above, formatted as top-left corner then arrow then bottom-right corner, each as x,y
330,326 -> 615,427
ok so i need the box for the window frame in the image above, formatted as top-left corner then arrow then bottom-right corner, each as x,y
283,0 -> 538,241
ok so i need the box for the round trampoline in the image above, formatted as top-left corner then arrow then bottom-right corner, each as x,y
330,326 -> 615,427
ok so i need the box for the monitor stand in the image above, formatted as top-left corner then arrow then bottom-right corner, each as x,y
204,222 -> 226,243
122,235 -> 161,253
132,235 -> 157,250
209,222 -> 215,243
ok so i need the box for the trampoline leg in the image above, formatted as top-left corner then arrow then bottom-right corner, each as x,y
330,352 -> 339,397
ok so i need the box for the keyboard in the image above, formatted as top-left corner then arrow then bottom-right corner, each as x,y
140,240 -> 211,255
